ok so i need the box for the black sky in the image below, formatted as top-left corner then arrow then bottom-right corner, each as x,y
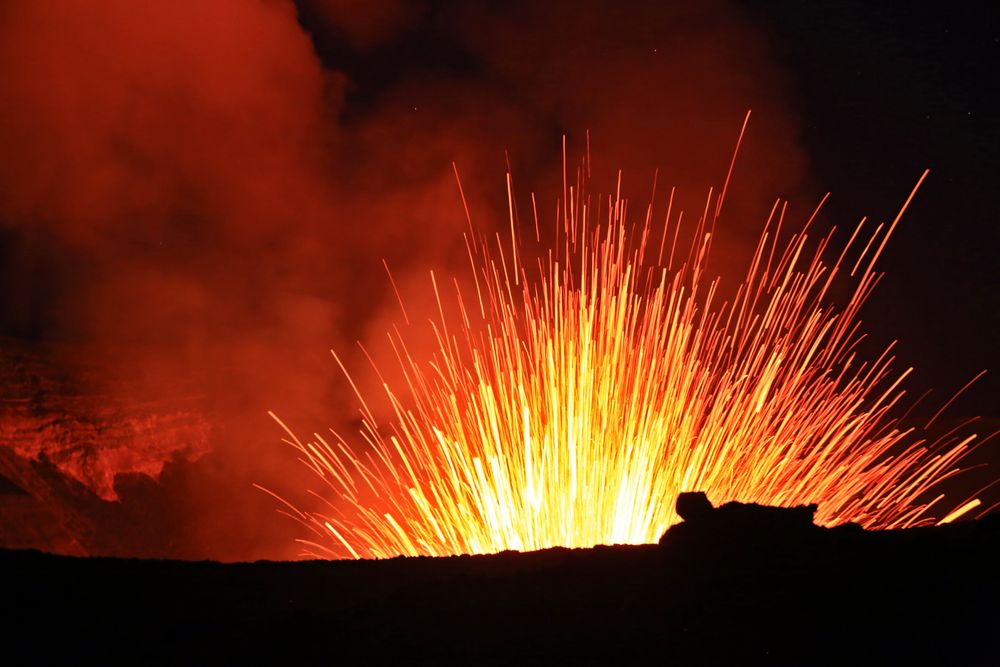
740,1 -> 999,417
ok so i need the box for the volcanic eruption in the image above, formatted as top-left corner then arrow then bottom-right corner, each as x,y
2,3 -> 998,662
0,0 -> 995,567
270,118 -> 991,559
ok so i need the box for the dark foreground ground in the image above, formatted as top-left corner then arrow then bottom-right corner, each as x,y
4,501 -> 999,665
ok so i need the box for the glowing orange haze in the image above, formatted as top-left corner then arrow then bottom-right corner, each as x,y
270,127 -> 984,559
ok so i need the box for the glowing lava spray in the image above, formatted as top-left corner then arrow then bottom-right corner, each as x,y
268,123 -> 986,559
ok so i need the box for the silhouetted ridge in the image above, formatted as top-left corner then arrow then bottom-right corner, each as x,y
2,495 -> 997,662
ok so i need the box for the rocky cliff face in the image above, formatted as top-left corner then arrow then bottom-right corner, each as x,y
0,338 -> 210,553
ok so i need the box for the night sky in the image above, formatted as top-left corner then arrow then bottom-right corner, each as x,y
742,1 -> 999,418
0,0 -> 996,560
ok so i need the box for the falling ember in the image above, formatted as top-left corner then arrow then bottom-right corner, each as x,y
268,124 -> 988,560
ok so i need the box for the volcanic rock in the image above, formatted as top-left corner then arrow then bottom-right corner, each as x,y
659,491 -> 823,562
0,339 -> 210,500
0,339 -> 210,553
664,492 -> 818,533
675,490 -> 715,521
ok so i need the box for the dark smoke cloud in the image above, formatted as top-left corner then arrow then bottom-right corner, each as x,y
303,0 -> 423,50
0,0 -> 806,559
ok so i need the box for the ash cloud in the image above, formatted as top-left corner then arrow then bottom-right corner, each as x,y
0,0 -> 807,559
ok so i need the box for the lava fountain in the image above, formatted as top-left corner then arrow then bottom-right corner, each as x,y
268,122 -> 988,559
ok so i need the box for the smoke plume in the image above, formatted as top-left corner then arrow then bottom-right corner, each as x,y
0,0 -> 807,559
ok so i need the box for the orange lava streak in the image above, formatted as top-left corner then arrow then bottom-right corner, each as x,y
274,145 -> 985,560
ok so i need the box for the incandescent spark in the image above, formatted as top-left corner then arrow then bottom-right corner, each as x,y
269,125 -> 987,559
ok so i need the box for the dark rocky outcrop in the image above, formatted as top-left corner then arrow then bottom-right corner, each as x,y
662,491 -> 821,547
674,490 -> 715,521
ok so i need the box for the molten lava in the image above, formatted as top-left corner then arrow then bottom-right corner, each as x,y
271,127 -> 986,559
